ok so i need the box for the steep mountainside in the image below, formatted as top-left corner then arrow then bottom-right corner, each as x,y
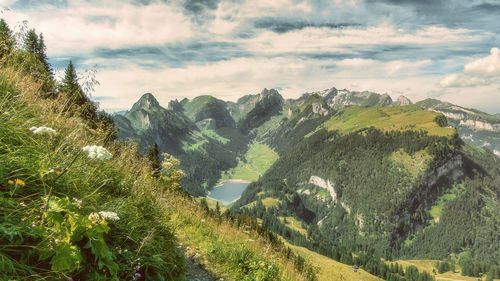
113,84 -> 500,280
233,104 -> 500,272
417,99 -> 500,157
114,93 -> 247,196
238,88 -> 284,133
114,93 -> 196,154
182,95 -> 235,129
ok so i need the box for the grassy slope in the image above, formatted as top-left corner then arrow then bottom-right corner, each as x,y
278,216 -> 308,237
0,52 -> 313,280
319,105 -> 455,137
219,142 -> 279,182
283,240 -> 383,281
392,260 -> 500,281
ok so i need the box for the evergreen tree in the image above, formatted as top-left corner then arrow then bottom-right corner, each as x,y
147,143 -> 161,178
61,60 -> 97,120
62,60 -> 85,103
0,19 -> 14,56
24,29 -> 38,54
36,33 -> 51,74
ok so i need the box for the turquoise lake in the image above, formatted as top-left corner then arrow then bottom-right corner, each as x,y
208,181 -> 249,205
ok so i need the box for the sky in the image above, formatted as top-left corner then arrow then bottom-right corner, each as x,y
1,0 -> 499,113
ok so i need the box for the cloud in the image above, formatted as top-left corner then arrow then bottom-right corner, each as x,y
253,17 -> 358,33
440,47 -> 500,88
464,47 -> 500,77
1,1 -> 193,55
439,73 -> 487,88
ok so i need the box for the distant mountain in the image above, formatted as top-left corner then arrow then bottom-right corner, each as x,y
114,93 -> 247,196
182,95 -> 235,129
417,99 -> 500,157
238,88 -> 284,133
114,86 -> 500,274
309,87 -> 393,109
114,93 -> 196,155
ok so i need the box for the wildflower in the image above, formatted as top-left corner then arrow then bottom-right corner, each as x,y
98,211 -> 120,221
15,178 -> 25,187
7,179 -> 14,185
72,197 -> 82,209
29,126 -> 56,135
134,273 -> 142,278
82,145 -> 112,160
88,212 -> 101,225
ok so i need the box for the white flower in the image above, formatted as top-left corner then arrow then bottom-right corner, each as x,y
82,145 -> 112,160
98,211 -> 120,221
30,126 -> 56,135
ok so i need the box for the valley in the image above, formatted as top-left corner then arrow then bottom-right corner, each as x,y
115,87 -> 500,280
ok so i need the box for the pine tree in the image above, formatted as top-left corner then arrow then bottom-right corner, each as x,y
24,29 -> 38,54
62,60 -> 84,102
36,33 -> 51,74
147,143 -> 161,178
0,19 -> 14,56
61,60 -> 97,120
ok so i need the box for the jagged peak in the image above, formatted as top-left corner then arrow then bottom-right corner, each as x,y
131,93 -> 161,111
260,88 -> 280,96
394,95 -> 413,106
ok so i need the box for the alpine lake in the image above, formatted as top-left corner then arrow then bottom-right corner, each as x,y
207,180 -> 250,205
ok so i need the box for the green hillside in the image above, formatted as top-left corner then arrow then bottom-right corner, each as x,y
319,105 -> 455,137
219,142 -> 279,182
0,23 -> 316,281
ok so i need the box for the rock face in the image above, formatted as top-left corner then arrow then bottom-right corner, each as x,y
311,103 -> 329,116
417,98 -> 500,157
426,154 -> 464,186
238,88 -> 284,132
459,119 -> 500,131
393,95 -> 413,106
319,87 -> 393,109
308,176 -> 337,201
114,93 -> 196,154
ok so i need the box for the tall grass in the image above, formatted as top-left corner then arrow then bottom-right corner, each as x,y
0,38 -> 317,280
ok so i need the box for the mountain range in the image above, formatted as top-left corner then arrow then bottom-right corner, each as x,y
114,86 -> 500,270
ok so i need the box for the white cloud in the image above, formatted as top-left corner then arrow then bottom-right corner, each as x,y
464,47 -> 500,77
440,47 -> 500,88
1,1 -> 192,55
439,73 -> 487,88
242,23 -> 482,56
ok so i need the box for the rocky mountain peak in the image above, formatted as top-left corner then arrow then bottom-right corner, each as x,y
131,93 -> 161,111
393,95 -> 413,106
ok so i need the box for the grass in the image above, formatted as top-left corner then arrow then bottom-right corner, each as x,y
390,149 -> 432,178
262,197 -> 280,208
279,217 -> 308,237
283,239 -> 383,281
391,260 -> 500,281
315,105 -> 456,137
202,129 -> 230,144
0,48 -> 315,280
429,183 -> 464,221
220,142 -> 279,182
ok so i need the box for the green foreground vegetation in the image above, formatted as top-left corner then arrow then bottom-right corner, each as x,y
0,21 -> 317,280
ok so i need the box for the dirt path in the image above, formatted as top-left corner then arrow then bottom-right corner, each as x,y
183,254 -> 218,281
